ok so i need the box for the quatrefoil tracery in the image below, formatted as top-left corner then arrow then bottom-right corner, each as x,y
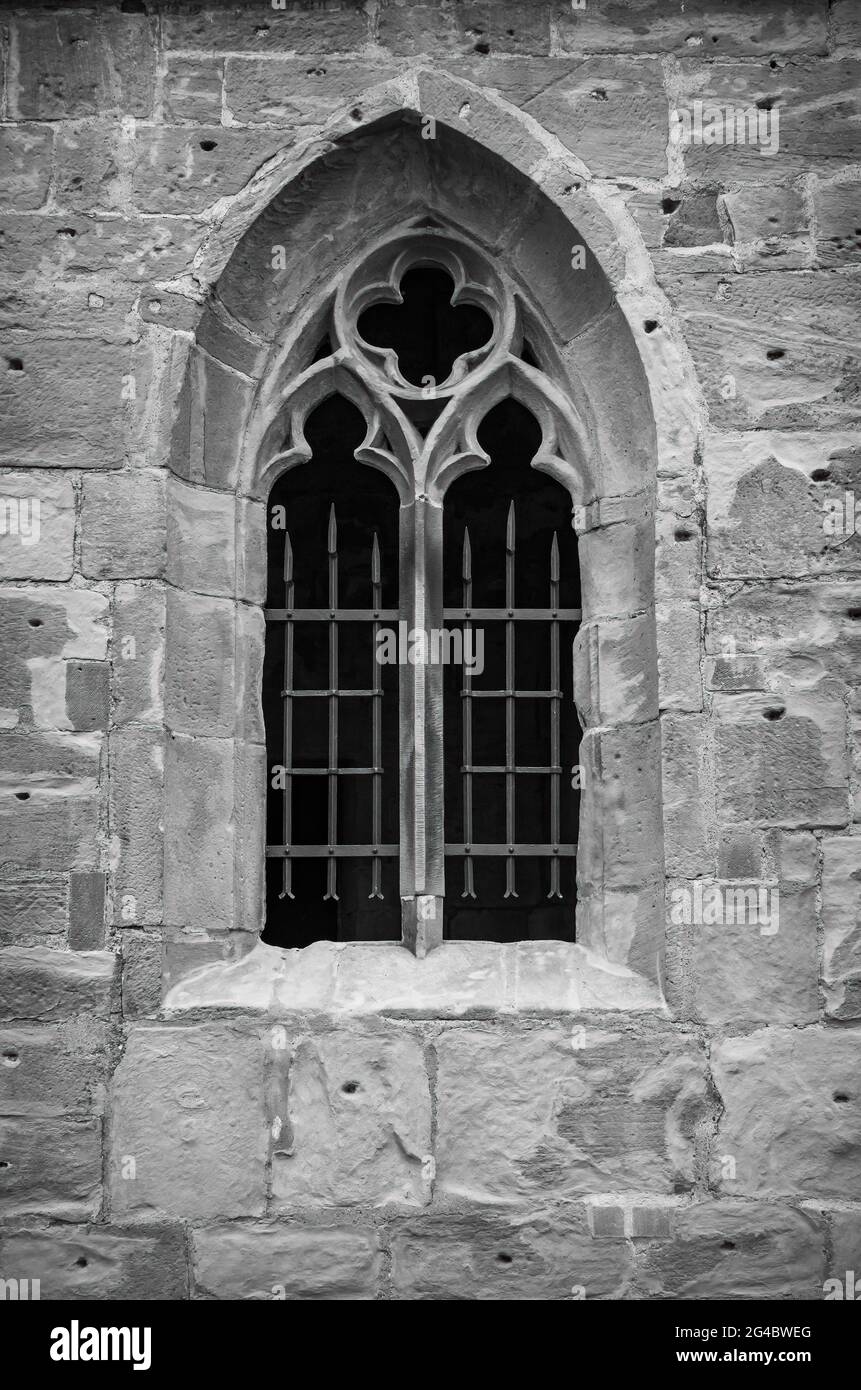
261,228 -> 590,509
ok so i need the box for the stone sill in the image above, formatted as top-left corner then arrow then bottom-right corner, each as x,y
164,938 -> 665,1018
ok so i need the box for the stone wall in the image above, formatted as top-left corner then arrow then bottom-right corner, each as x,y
0,0 -> 860,1301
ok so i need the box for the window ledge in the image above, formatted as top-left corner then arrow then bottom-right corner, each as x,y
164,939 -> 664,1018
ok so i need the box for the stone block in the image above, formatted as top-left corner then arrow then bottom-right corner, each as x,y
112,582 -> 166,728
713,1027 -> 861,1199
131,127 -> 289,217
0,336 -> 127,469
390,1207 -> 633,1300
0,128 -> 52,209
81,471 -> 166,580
224,58 -> 396,127
0,946 -> 116,1023
110,1023 -> 267,1221
0,1116 -> 101,1219
164,734 -> 234,933
10,12 -> 156,120
0,881 -> 67,942
816,182 -> 861,268
65,662 -> 110,733
120,931 -> 163,1021
381,2 -> 550,56
270,1029 -> 431,1210
0,472 -> 75,582
822,836 -> 861,1021
554,0 -> 827,56
434,1023 -> 709,1204
0,1223 -> 187,1301
166,476 -> 236,597
192,1223 -> 381,1300
69,870 -> 106,951
163,5 -> 369,54
0,794 -> 100,875
0,1020 -> 107,1118
165,589 -> 235,738
161,55 -> 224,124
109,727 -> 164,928
637,1200 -> 825,1300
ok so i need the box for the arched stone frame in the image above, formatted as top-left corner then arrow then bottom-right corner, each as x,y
160,78 -> 706,1008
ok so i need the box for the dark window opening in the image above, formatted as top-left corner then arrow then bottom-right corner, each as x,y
442,399 -> 581,942
262,394 -> 401,947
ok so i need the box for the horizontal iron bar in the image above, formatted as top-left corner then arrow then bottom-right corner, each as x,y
444,608 -> 581,621
284,766 -> 382,776
265,608 -> 400,622
445,844 -> 577,856
463,689 -> 563,699
266,845 -> 398,858
281,689 -> 381,698
460,765 -> 564,774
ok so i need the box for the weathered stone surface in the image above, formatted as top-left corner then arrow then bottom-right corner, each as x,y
714,691 -> 849,828
0,471 -> 75,582
110,1023 -> 267,1221
578,720 -> 664,893
573,615 -> 659,727
0,793 -> 100,875
109,727 -> 164,928
81,471 -> 166,580
0,128 -> 52,209
829,1210 -> 861,1292
10,12 -> 156,120
713,1027 -> 861,1198
225,59 -> 396,127
69,870 -> 106,951
161,55 -> 224,124
0,589 -> 108,732
112,582 -> 165,728
434,1024 -> 709,1203
164,733 -> 234,933
381,1 -> 549,56
163,5 -> 369,54
722,183 -> 807,247
555,0 -> 827,56
193,1223 -> 381,1300
391,1207 -> 633,1300
661,714 -> 712,878
705,431 -> 861,579
662,271 -> 861,430
637,1200 -> 825,1300
120,931 -> 163,1021
816,182 -> 861,269
271,1030 -> 431,1209
166,477 -> 236,598
0,1222 -> 188,1301
0,1117 -> 101,1219
65,661 -> 110,734
822,837 -> 861,1021
0,880 -> 67,942
165,590 -> 235,738
0,1020 -> 107,1118
0,336 -> 129,469
682,884 -> 819,1026
656,602 -> 702,712
131,128 -> 290,217
0,946 -> 116,1023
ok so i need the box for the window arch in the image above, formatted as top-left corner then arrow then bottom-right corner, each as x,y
259,228 -> 589,953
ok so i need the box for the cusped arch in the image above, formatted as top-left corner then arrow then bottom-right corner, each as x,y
164,106 -> 684,984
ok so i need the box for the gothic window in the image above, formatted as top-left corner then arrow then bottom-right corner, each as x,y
260,228 -> 587,953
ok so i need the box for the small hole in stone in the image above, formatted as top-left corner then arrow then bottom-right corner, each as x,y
28,618 -> 43,628
350,107 -> 362,121
14,791 -> 30,800
770,59 -> 779,69
590,88 -> 608,101
199,140 -> 217,152
644,319 -> 658,333
834,1092 -> 850,1103
306,66 -> 327,76
57,228 -> 77,238
811,468 -> 831,481
756,96 -> 776,110
674,528 -> 695,542
255,25 -> 270,36
1,1049 -> 19,1066
846,608 -> 861,621
763,707 -> 785,721
0,1161 -> 10,1169
75,1256 -> 88,1267
766,348 -> 785,360
342,1080 -> 360,1095
721,1240 -> 736,1250
506,28 -> 514,36
497,1252 -> 513,1264
474,41 -> 490,54
662,197 -> 681,215
711,34 -> 719,42
7,358 -> 23,372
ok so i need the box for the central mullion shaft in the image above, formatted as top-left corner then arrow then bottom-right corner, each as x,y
549,532 -> 561,900
370,533 -> 383,900
462,528 -> 475,900
504,501 -> 517,900
325,505 -> 339,902
281,532 -> 295,901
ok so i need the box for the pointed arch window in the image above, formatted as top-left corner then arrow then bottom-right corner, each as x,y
260,229 -> 586,954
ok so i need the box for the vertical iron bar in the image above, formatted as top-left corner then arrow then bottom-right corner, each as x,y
324,504 -> 339,902
370,532 -> 383,900
548,532 -> 562,899
504,501 -> 518,900
461,527 -> 476,899
280,531 -> 295,900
